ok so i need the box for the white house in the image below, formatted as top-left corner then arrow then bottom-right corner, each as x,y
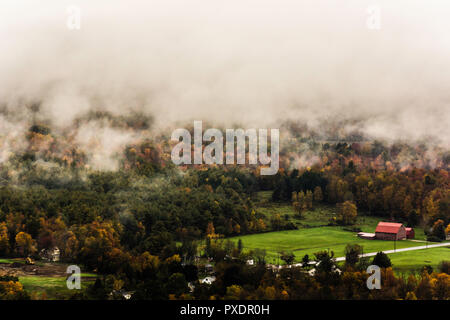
39,247 -> 60,262
200,276 -> 216,285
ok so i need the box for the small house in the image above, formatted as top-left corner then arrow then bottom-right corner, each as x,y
308,265 -> 341,277
200,276 -> 216,285
39,247 -> 60,262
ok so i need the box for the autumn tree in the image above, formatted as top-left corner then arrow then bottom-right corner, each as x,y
0,280 -> 29,300
336,201 -> 358,225
256,218 -> 266,232
438,261 -> 450,274
0,222 -> 10,256
55,230 -> 78,261
415,271 -> 433,299
225,285 -> 244,300
206,222 -> 219,239
15,232 -> 37,257
382,185 -> 394,214
326,177 -> 348,204
271,214 -> 282,231
431,273 -> 450,299
6,213 -> 25,245
403,196 -> 413,218
313,186 -> 323,202
38,216 -> 67,250
291,191 -> 298,202
77,220 -> 122,272
422,196 -> 439,225
293,191 -> 306,218
305,190 -> 313,209
405,291 -> 418,300
431,219 -> 446,241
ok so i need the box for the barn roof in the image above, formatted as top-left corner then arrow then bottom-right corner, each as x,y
375,222 -> 404,234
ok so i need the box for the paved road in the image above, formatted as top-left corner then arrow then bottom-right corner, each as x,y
287,241 -> 450,267
334,241 -> 450,262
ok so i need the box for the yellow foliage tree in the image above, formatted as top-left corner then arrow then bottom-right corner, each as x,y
336,201 -> 358,225
0,222 -> 10,256
206,222 -> 219,239
313,186 -> 323,202
225,285 -> 243,300
405,291 -> 417,300
0,281 -> 25,300
15,232 -> 36,257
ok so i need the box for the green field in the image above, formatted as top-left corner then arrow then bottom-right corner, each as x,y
228,192 -> 435,266
0,258 -> 46,266
255,192 -> 427,240
386,247 -> 450,274
229,227 -> 427,264
0,258 -> 97,299
19,274 -> 97,300
0,258 -> 18,264
257,203 -> 393,232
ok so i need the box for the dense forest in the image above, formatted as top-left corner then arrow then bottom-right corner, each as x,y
0,120 -> 449,300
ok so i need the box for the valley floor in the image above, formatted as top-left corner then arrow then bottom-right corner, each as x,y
227,192 -> 449,273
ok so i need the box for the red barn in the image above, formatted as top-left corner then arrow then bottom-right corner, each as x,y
405,227 -> 415,239
375,222 -> 406,240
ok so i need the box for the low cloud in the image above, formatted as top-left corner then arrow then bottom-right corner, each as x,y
0,0 -> 449,168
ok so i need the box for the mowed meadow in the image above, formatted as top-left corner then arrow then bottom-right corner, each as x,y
228,227 -> 425,264
227,191 -> 439,269
386,247 -> 450,274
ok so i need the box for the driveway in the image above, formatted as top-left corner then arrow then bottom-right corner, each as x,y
334,241 -> 450,262
287,241 -> 450,267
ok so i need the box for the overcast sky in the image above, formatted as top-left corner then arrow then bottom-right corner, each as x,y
1,0 -> 449,147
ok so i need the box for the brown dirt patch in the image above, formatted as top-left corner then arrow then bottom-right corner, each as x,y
0,261 -> 70,278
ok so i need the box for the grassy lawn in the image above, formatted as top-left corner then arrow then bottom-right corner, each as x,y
255,191 -> 427,239
240,191 -> 430,265
0,258 -> 19,264
255,190 -> 273,205
257,202 -> 388,231
19,275 -> 96,300
229,227 -> 426,264
0,258 -> 48,267
386,247 -> 450,275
